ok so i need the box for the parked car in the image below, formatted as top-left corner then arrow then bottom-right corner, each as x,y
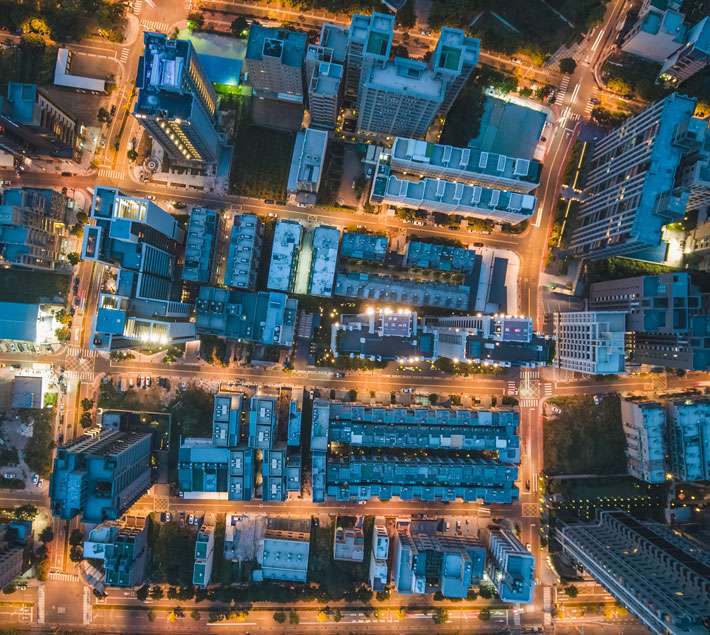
188,513 -> 195,525
334,371 -> 346,379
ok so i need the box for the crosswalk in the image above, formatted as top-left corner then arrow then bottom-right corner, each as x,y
555,75 -> 570,105
97,168 -> 125,180
66,345 -> 98,359
119,48 -> 129,64
544,383 -> 553,397
520,398 -> 538,408
49,572 -> 80,582
141,19 -> 170,32
583,90 -> 598,116
507,381 -> 518,396
131,0 -> 143,14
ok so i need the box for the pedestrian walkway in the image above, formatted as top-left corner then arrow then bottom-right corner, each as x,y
49,572 -> 80,583
119,48 -> 129,63
97,168 -> 125,180
141,19 -> 170,32
131,0 -> 143,15
555,75 -> 570,105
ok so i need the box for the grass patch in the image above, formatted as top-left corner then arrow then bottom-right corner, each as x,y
544,394 -> 626,476
586,257 -> 678,284
0,269 -> 69,304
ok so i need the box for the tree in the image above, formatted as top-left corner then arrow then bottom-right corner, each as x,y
67,252 -> 81,266
190,609 -> 200,620
332,608 -> 342,622
606,77 -> 632,96
136,584 -> 149,601
432,608 -> 448,624
167,586 -> 178,600
392,44 -> 409,58
39,527 -> 54,543
80,412 -> 93,428
69,545 -> 83,562
230,16 -> 249,38
479,608 -> 491,621
14,505 -> 38,521
150,585 -> 164,600
428,393 -> 439,405
81,398 -> 94,412
97,107 -> 110,123
2,583 -> 16,595
564,585 -> 579,598
55,327 -> 71,342
36,558 -> 49,582
288,610 -> 299,624
187,11 -> 204,30
147,609 -> 156,622
127,149 -> 138,162
76,211 -> 88,225
273,611 -> 286,623
559,58 -> 576,74
479,585 -> 494,599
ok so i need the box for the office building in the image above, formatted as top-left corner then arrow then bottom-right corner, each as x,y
193,526 -> 215,588
255,517 -> 311,582
286,128 -> 328,207
81,187 -> 195,351
666,398 -> 710,482
340,231 -> 388,262
557,510 -> 710,635
182,207 -> 219,284
224,213 -> 263,290
333,517 -> 365,562
50,429 -> 153,523
569,93 -> 703,261
0,187 -> 68,270
482,527 -> 535,604
553,311 -> 627,375
660,16 -> 710,85
307,225 -> 339,297
0,82 -> 79,159
245,25 -> 307,103
83,520 -> 149,587
195,286 -> 298,347
620,399 -> 667,483
369,517 -> 389,591
308,62 -> 343,129
344,13 -> 394,99
622,0 -> 687,62
267,220 -> 303,292
431,28 -> 480,115
389,137 -> 541,194
393,519 -> 486,598
134,33 -> 220,164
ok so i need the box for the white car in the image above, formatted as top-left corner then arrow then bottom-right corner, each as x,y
188,513 -> 195,525
32,474 -> 39,486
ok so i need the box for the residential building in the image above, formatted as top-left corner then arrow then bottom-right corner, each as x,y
177,440 -> 254,500
320,23 -> 348,66
369,517 -> 389,591
0,187 -> 68,270
255,517 -> 311,582
568,93 -> 699,261
344,13 -> 394,98
307,225 -> 339,297
11,376 -> 44,409
224,213 -> 263,290
340,231 -> 388,262
212,392 -> 244,448
388,137 -> 541,194
195,287 -> 298,347
245,25 -> 307,103
333,517 -> 365,562
405,240 -> 477,271
134,33 -> 220,164
193,526 -> 215,588
393,519 -> 486,598
557,510 -> 710,635
81,187 -> 195,351
0,82 -> 79,159
0,302 -> 63,344
263,447 -> 287,502
248,395 -> 277,450
431,28 -> 480,115
553,311 -> 627,375
182,207 -> 219,283
308,61 -> 343,129
622,0 -> 687,62
620,399 -> 667,483
286,128 -> 328,207
50,429 -> 153,523
666,398 -> 710,482
676,118 -> 710,212
0,521 -> 31,589
83,520 -> 149,587
267,220 -> 303,292
482,527 -> 534,604
660,16 -> 710,85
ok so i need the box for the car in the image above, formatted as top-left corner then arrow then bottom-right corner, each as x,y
110,104 -> 116,116
593,394 -> 602,406
526,543 -> 532,552
3,473 -> 14,479
590,97 -> 601,105
32,474 -> 39,486
146,376 -> 152,387
188,513 -> 195,525
61,171 -> 72,177
267,211 -> 277,218
145,195 -> 156,201
400,387 -> 414,393
334,371 -> 345,379
128,377 -> 134,388
73,296 -> 82,307
72,277 -> 80,293
472,242 -> 484,247
172,200 -> 186,209
165,511 -> 172,522
525,479 -> 531,491
264,199 -> 275,205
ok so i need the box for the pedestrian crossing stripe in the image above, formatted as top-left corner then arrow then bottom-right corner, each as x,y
119,48 -> 129,63
544,383 -> 553,395
132,0 -> 144,14
555,76 -> 570,104
67,345 -> 98,358
98,168 -> 125,180
141,20 -> 170,32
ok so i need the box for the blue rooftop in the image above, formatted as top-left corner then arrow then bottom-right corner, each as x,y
246,24 -> 307,67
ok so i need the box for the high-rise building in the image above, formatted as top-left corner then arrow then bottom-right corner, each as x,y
621,0 -> 687,62
553,311 -> 627,375
308,62 -> 343,130
83,520 -> 149,587
666,397 -> 710,482
344,13 -> 394,99
286,128 -> 328,207
620,399 -> 667,483
0,187 -> 68,270
245,25 -> 307,103
568,93 -> 698,261
81,187 -> 195,351
134,33 -> 220,164
482,527 -> 535,604
431,27 -> 480,114
50,429 -> 153,523
660,16 -> 710,85
557,510 -> 710,635
224,213 -> 263,290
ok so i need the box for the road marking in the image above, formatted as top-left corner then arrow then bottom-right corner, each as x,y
554,75 -> 570,105
141,19 -> 170,32
591,28 -> 606,53
544,383 -> 553,396
119,48 -> 129,63
132,0 -> 144,14
98,168 -> 126,180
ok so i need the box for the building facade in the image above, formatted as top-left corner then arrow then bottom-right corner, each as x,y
182,207 -> 219,284
83,520 -> 149,587
620,399 -> 667,483
660,16 -> 710,85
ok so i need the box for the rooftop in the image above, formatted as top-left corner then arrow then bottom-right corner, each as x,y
246,24 -> 307,67
267,220 -> 303,292
309,226 -> 339,297
366,58 -> 444,101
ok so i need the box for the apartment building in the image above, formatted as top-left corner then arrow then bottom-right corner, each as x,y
482,527 -> 535,604
622,0 -> 687,62
182,207 -> 219,284
267,220 -> 303,292
620,399 -> 667,483
286,128 -> 328,207
193,526 -> 215,588
224,213 -> 263,290
83,520 -> 149,587
660,16 -> 710,84
344,12 -> 394,99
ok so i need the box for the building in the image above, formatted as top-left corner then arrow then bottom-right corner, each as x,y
344,13 -> 394,99
405,240 -> 477,272
286,128 -> 328,207
0,187 -> 68,270
134,32 -> 220,164
54,48 -> 105,92
666,398 -> 710,482
482,527 -> 534,604
340,231 -> 388,262
193,526 -> 215,588
50,429 -> 153,523
178,440 -> 254,500
262,447 -> 287,502
333,517 -> 365,562
568,93 -> 700,261
620,399 -> 667,483
245,25 -> 307,103
212,391 -> 244,448
0,521 -> 31,589
0,82 -> 79,159
557,510 -> 710,635
389,137 -> 541,194
677,121 -> 710,213
224,213 -> 263,290
622,0 -> 687,62
431,28 -> 480,115
308,61 -> 343,129
553,311 -> 627,375
81,187 -> 195,351
195,286 -> 298,347
248,395 -> 277,450
267,220 -> 303,292
255,517 -> 311,582
0,302 -> 63,344
182,208 -> 219,283
393,519 -> 486,598
369,517 -> 389,590
660,16 -> 710,85
307,225 -> 339,297
83,520 -> 149,587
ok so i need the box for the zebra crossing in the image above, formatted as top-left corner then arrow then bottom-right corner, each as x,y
544,383 -> 553,397
97,168 -> 125,180
66,345 -> 98,359
520,398 -> 538,408
119,48 -> 129,64
141,19 -> 171,33
131,0 -> 143,14
507,381 -> 518,396
554,75 -> 570,105
49,572 -> 80,582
